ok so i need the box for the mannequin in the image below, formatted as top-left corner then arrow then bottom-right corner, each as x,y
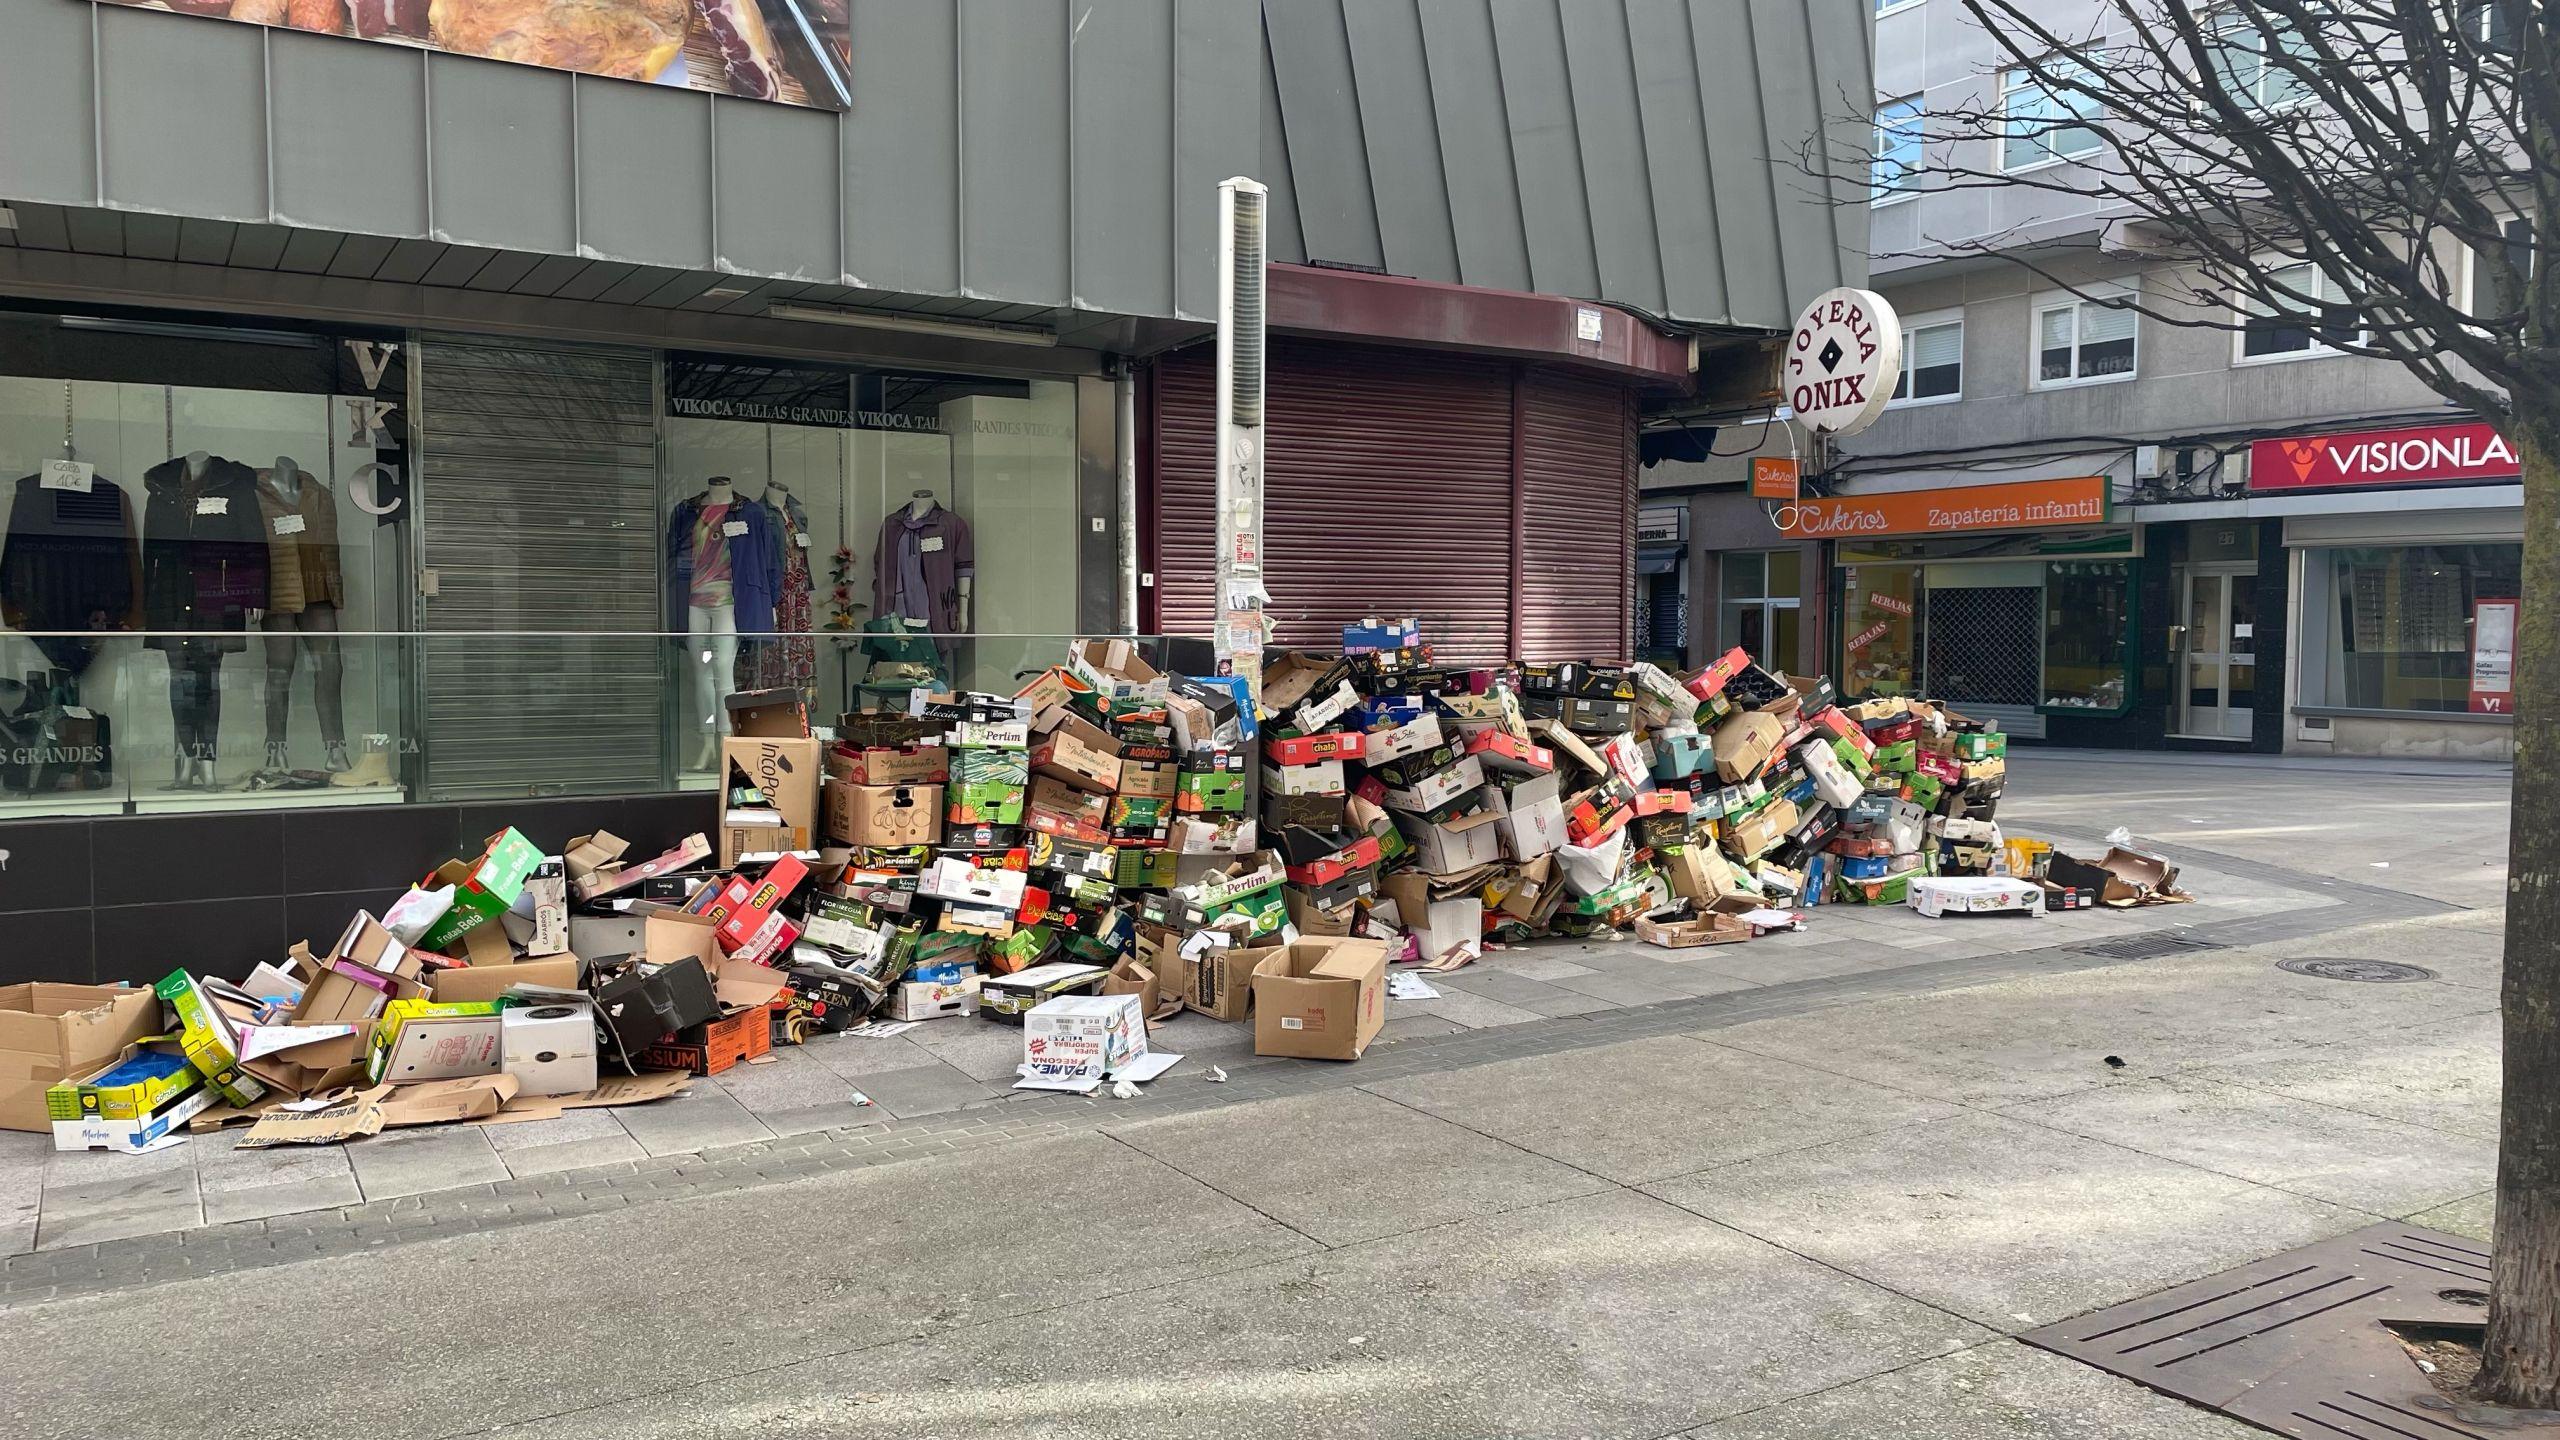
872,484 -> 974,673
143,449 -> 266,790
0,432 -> 136,795
745,479 -> 817,701
664,477 -> 781,769
254,455 -> 348,776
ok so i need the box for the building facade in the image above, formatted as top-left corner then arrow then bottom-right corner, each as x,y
1644,0 -> 2520,760
0,0 -> 1868,977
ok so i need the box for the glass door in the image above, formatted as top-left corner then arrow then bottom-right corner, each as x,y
2174,565 -> 2257,740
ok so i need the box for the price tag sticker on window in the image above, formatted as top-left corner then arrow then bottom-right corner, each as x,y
62,706 -> 92,720
722,520 -> 749,538
273,514 -> 307,536
40,460 -> 93,493
196,496 -> 228,516
921,536 -> 944,554
794,532 -> 810,548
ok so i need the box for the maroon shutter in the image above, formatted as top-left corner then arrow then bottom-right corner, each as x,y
1516,368 -> 1636,662
1150,338 -> 1518,665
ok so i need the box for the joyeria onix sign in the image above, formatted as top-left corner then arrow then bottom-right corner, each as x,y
2248,422 -> 2519,492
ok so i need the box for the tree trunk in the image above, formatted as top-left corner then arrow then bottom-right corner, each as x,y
2481,415 -> 2560,1411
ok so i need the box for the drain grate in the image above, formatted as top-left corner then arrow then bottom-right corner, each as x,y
2278,957 -> 2439,983
2026,1225 -> 2551,1440
2073,934 -> 2228,961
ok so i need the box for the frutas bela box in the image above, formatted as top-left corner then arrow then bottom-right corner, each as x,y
418,827 -> 543,950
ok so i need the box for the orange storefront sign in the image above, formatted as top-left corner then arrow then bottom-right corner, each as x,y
1776,476 -> 2108,538
1750,457 -> 1800,500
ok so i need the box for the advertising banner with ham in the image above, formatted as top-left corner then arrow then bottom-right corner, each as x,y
2248,422 -> 2519,493
96,0 -> 851,110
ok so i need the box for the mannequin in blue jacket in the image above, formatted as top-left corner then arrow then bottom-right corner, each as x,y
665,477 -> 781,768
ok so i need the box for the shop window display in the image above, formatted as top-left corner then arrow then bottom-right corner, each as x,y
2308,544 -> 2521,713
662,357 -> 1077,775
2042,561 -> 2131,709
1840,563 -> 1921,697
0,318 -> 406,813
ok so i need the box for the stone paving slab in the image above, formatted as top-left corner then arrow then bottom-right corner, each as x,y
1680,1339 -> 2270,1440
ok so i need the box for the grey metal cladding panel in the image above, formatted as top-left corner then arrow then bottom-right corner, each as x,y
577,83 -> 713,269
1625,0 -> 1727,322
1416,0 -> 1529,293
844,0 -> 958,295
427,55 -> 576,255
1253,29 -> 1309,271
1805,0 -> 1871,290
0,0 -> 98,203
1558,1 -> 1666,313
1264,0 -> 1383,270
1747,0 -> 1829,320
94,5 -> 265,220
269,31 -> 426,238
958,0 -> 1069,305
1340,1 -> 1457,283
1173,0 -> 1266,316
1486,0 -> 1598,299
1070,0 -> 1176,318
1689,0 -> 1783,329
713,99 -> 839,280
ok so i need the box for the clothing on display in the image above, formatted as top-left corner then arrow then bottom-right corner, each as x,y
143,453 -> 268,783
0,469 -> 142,662
744,482 -> 817,699
253,461 -> 350,776
871,499 -> 973,669
666,482 -> 783,635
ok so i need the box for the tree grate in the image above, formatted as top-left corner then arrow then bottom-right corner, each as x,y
2072,933 -> 2228,961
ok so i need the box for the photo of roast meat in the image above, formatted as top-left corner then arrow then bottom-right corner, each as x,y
692,0 -> 782,100
427,0 -> 687,82
348,0 -> 427,38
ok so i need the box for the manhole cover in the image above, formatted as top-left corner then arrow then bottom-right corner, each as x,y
2278,957 -> 2438,983
2074,934 -> 2227,961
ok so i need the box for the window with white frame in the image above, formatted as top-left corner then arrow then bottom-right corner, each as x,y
1875,0 -> 1922,14
1891,315 -> 1964,403
1873,96 -> 1924,200
2208,9 -> 2310,111
2033,295 -> 2137,386
2237,260 -> 2360,360
2001,60 -> 2104,170
2467,217 -> 2537,318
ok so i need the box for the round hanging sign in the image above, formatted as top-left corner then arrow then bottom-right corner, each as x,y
1784,287 -> 1902,437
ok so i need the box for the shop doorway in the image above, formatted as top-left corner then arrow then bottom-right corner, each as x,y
1720,550 -> 1801,673
2172,563 -> 2258,740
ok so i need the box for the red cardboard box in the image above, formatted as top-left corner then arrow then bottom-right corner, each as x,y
1916,749 -> 1962,783
1464,729 -> 1554,776
1684,647 -> 1750,702
1266,731 -> 1367,766
1282,833 -> 1383,887
699,855 -> 810,964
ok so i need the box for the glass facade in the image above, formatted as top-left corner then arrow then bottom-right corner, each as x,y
0,308 -> 1110,815
2301,544 -> 2522,713
1838,536 -> 2135,714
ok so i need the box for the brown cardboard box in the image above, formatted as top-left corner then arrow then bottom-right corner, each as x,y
1723,796 -> 1801,861
727,688 -> 810,738
1250,938 -> 1388,1061
0,984 -> 158,1132
643,907 -> 723,968
1711,712 -> 1783,782
1188,939 -> 1264,1022
1284,889 -> 1358,937
828,742 -> 947,786
1118,758 -> 1178,800
1031,713 -> 1124,793
719,735 -> 824,865
828,782 -> 945,848
427,956 -> 583,1005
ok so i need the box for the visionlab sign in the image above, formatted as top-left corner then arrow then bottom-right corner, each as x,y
2249,422 -> 2519,493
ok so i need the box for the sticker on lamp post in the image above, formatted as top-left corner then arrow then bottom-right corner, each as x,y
1784,287 -> 1901,438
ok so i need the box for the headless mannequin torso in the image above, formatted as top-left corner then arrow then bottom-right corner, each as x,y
685,478 -> 741,769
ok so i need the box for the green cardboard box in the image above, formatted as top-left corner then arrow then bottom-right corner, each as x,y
153,971 -> 270,1108
1873,740 -> 1918,774
1175,770 -> 1248,814
418,828 -> 543,951
953,747 -> 1032,786
45,1040 -> 199,1123
1114,848 -> 1179,889
1955,732 -> 2007,761
948,779 -> 1027,825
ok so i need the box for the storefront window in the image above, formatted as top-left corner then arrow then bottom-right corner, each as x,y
2308,544 -> 2521,712
1840,563 -> 1921,697
2043,560 -> 2130,709
661,358 -> 1080,777
1720,549 -> 1803,672
0,312 -> 408,814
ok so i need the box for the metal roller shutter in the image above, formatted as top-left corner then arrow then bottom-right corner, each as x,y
415,335 -> 666,800
1151,338 -> 1517,664
1517,369 -> 1635,662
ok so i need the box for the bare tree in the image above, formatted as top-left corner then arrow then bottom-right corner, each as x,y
1860,0 -> 2557,1410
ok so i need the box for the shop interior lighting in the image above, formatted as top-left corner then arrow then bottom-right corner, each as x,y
766,302 -> 1058,348
58,315 -> 320,347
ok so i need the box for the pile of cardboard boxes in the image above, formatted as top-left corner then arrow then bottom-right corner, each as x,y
10,625 -> 2164,1153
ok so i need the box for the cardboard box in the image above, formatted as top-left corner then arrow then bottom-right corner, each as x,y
719,736 -> 824,865
1026,776 -> 1110,843
831,782 -> 945,848
1381,755 -> 1485,814
45,1040 -> 196,1123
1908,876 -> 2046,918
1260,652 -> 1361,731
979,962 -> 1111,1024
590,957 -> 720,1063
1015,664 -> 1097,717
831,741 -> 947,786
1395,808 -> 1505,874
1117,758 -> 1178,800
1723,794 -> 1800,861
1250,939 -> 1388,1061
0,983 -> 159,1133
920,856 -> 1031,911
1031,714 -> 1124,793
947,778 -> 1029,826
427,955 -> 582,1005
885,976 -> 981,1021
726,687 -> 810,737
156,971 -> 276,1106
1364,712 -> 1446,763
1712,712 -> 1783,783
52,1082 -> 213,1153
1277,829 -> 1383,886
572,833 -> 713,902
1634,913 -> 1751,948
1261,760 -> 1345,797
1265,731 -> 1365,765
950,719 -> 1031,749
1262,791 -> 1347,831
1284,890 -> 1358,937
1015,993 -> 1149,1093
368,999 -> 504,1083
1489,770 -> 1570,863
418,828 -> 543,950
1175,770 -> 1249,813
1067,637 -> 1170,706
1187,938 -> 1263,1022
